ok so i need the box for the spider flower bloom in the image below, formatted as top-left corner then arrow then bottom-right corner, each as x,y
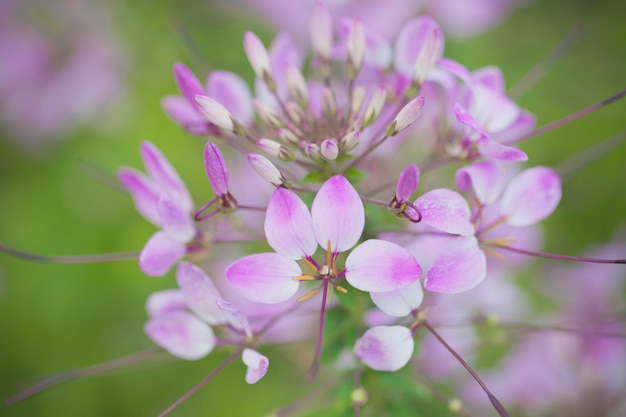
118,141 -> 197,276
226,175 -> 421,303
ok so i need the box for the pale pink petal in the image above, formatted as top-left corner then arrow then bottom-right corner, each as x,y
496,110 -> 536,143
173,62 -> 205,106
242,348 -> 269,384
455,160 -> 506,204
311,175 -> 364,253
176,262 -> 225,325
345,239 -> 421,293
424,236 -> 486,293
207,70 -> 254,126
118,168 -> 160,225
139,231 -> 186,277
471,85 -> 519,132
370,280 -> 424,317
244,31 -> 272,80
268,32 -> 302,86
354,326 -> 414,371
161,95 -> 209,135
265,187 -> 317,259
439,58 -> 472,86
157,194 -> 195,242
226,253 -> 301,304
478,138 -> 528,162
500,167 -> 561,227
204,142 -> 229,196
146,289 -> 186,318
216,299 -> 252,337
415,188 -> 474,235
194,95 -> 235,131
145,310 -> 215,360
396,163 -> 420,202
455,103 -> 487,142
394,17 -> 443,77
473,65 -> 505,93
140,141 -> 193,213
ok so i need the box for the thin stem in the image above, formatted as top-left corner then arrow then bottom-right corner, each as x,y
554,131 -> 626,178
508,23 -> 585,99
0,242 -> 139,264
5,347 -> 164,405
424,322 -> 511,417
307,280 -> 330,381
512,88 -> 626,143
158,347 -> 244,417
483,242 -> 626,264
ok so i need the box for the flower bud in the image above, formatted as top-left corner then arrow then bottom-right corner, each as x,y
339,131 -> 360,152
244,31 -> 276,92
247,153 -> 286,187
322,86 -> 337,119
349,85 -> 366,119
310,1 -> 333,60
362,88 -> 387,127
320,138 -> 339,160
253,99 -> 286,129
347,19 -> 365,80
257,138 -> 295,161
195,95 -> 235,132
277,128 -> 300,146
386,96 -> 425,136
285,66 -> 309,107
285,101 -> 304,125
304,143 -> 321,160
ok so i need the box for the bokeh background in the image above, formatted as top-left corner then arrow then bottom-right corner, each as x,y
1,0 -> 625,415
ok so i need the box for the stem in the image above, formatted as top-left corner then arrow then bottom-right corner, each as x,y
483,242 -> 626,264
5,347 -> 163,405
158,347 -> 243,417
0,242 -> 139,264
512,88 -> 626,143
554,131 -> 626,178
307,280 -> 330,381
424,322 -> 511,417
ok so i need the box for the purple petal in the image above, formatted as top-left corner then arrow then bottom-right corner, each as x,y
157,194 -> 195,242
145,310 -> 215,360
173,62 -> 205,106
396,163 -> 420,202
370,280 -> 424,317
204,142 -> 229,196
265,187 -> 317,259
477,138 -> 528,162
424,236 -> 486,294
161,95 -> 208,135
394,17 -> 443,76
118,168 -> 160,225
207,70 -> 254,126
473,65 -> 505,93
471,84 -> 519,132
268,32 -> 302,90
146,289 -> 186,318
455,103 -> 487,142
415,188 -> 474,235
455,161 -> 506,205
176,262 -> 225,325
354,326 -> 414,371
345,239 -> 421,293
242,348 -> 269,384
140,141 -> 193,213
226,253 -> 301,304
500,167 -> 562,227
139,231 -> 186,277
311,175 -> 364,253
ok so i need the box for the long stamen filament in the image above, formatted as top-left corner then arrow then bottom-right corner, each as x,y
483,242 -> 626,264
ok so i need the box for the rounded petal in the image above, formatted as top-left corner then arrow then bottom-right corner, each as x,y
396,163 -> 420,202
176,262 -> 225,325
157,194 -> 195,242
354,326 -> 414,371
242,348 -> 269,384
415,188 -> 474,235
311,175 -> 364,253
145,310 -> 215,360
455,161 -> 506,205
139,231 -> 186,277
345,239 -> 421,293
478,138 -> 528,163
173,62 -> 205,106
204,142 -> 229,196
500,167 -> 561,227
424,236 -> 486,294
207,70 -> 254,125
146,289 -> 186,318
265,187 -> 317,259
118,167 -> 160,225
370,280 -> 424,317
140,141 -> 193,213
226,253 -> 301,304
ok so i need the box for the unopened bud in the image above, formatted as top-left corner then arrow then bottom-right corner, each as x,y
310,1 -> 333,60
285,66 -> 309,107
244,31 -> 276,92
346,19 -> 365,80
285,101 -> 304,125
253,99 -> 286,129
386,96 -> 425,136
411,26 -> 442,87
362,88 -> 387,127
339,131 -> 360,152
195,95 -> 235,132
277,128 -> 300,146
247,153 -> 286,187
304,143 -> 321,160
320,138 -> 339,160
256,138 -> 295,161
322,87 -> 337,119
350,387 -> 368,407
349,85 -> 366,119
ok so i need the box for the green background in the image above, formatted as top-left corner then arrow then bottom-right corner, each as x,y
1,0 -> 625,415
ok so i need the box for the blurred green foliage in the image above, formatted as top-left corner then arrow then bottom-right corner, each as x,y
1,0 -> 625,416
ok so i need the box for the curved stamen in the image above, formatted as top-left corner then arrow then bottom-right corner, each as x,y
401,201 -> 423,223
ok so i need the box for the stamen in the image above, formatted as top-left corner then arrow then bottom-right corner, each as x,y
302,256 -> 320,273
326,240 -> 332,271
335,285 -> 348,294
297,287 -> 320,302
293,275 -> 316,281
